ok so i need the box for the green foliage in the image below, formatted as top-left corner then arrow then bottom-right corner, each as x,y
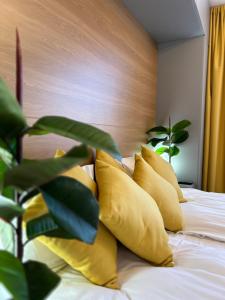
146,118 -> 191,163
24,261 -> 60,300
0,195 -> 24,222
40,176 -> 99,244
26,213 -> 74,240
27,116 -> 121,160
0,251 -> 60,300
30,176 -> 99,243
172,120 -> 191,132
146,126 -> 168,134
0,250 -> 28,300
0,80 -> 27,139
155,147 -> 168,155
147,137 -> 166,147
0,34 -> 121,299
0,146 -> 14,167
171,130 -> 189,144
4,144 -> 89,190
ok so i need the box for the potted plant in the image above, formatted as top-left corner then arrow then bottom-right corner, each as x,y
0,31 -> 121,299
146,117 -> 191,163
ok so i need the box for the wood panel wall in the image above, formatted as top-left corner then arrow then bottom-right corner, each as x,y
0,0 -> 157,158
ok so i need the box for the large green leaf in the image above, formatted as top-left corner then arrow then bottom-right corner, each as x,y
0,146 -> 14,167
0,195 -> 24,222
172,120 -> 191,133
40,176 -> 99,244
148,137 -> 166,147
26,213 -> 74,240
146,126 -> 168,134
169,145 -> 180,157
0,250 -> 28,300
4,144 -> 89,190
24,260 -> 60,300
27,116 -> 121,159
0,79 -> 27,139
172,130 -> 189,144
155,147 -> 169,155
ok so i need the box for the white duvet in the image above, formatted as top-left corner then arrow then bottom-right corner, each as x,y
49,189 -> 225,300
49,234 -> 225,300
1,188 -> 224,300
181,188 -> 225,241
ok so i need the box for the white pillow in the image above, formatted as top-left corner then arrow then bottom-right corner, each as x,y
82,164 -> 94,179
23,234 -> 66,272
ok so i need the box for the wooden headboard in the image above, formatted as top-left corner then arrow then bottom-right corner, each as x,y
1,0 -> 157,158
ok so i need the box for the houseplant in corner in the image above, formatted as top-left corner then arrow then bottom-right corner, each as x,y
0,31 -> 121,299
146,117 -> 191,163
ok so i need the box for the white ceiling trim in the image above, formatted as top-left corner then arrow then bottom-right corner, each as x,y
209,0 -> 225,6
123,0 -> 204,44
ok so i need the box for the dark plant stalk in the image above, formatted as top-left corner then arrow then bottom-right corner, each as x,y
16,28 -> 23,163
168,116 -> 171,164
15,29 -> 23,261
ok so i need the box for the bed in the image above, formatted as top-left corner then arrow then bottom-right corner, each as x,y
45,188 -> 225,300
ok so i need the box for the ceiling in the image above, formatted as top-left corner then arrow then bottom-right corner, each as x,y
122,0 -> 204,45
209,0 -> 225,6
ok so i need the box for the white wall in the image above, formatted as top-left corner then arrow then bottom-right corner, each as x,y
156,1 -> 209,187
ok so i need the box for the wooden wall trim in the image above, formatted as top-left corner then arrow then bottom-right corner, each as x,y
1,0 -> 157,158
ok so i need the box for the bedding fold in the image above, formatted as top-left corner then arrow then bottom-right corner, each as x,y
180,188 -> 225,242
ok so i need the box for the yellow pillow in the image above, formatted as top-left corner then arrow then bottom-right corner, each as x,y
133,155 -> 183,232
96,150 -> 131,175
95,159 -> 174,267
141,145 -> 186,203
24,155 -> 118,289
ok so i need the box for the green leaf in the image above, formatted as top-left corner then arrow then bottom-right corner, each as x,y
0,146 -> 14,167
40,176 -> 99,244
26,213 -> 74,240
27,116 -> 121,160
172,130 -> 189,144
0,79 -> 27,139
162,140 -> 171,146
24,260 -> 60,300
0,219 -> 14,253
146,126 -> 168,134
0,159 -> 14,200
0,250 -> 28,300
172,120 -> 191,133
155,147 -> 169,155
0,195 -> 24,222
4,144 -> 89,190
148,137 -> 166,147
169,145 -> 180,157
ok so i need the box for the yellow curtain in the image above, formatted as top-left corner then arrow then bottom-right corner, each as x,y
203,5 -> 225,192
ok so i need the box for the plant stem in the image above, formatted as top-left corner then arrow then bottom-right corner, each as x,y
15,29 -> 23,261
168,116 -> 171,164
16,221 -> 23,260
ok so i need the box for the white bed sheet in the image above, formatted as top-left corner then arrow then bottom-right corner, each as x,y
49,234 -> 225,300
181,188 -> 225,242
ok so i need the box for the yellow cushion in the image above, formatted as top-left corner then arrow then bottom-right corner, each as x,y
96,150 -> 131,175
141,146 -> 186,203
24,153 -> 118,289
133,155 -> 183,232
95,159 -> 174,267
